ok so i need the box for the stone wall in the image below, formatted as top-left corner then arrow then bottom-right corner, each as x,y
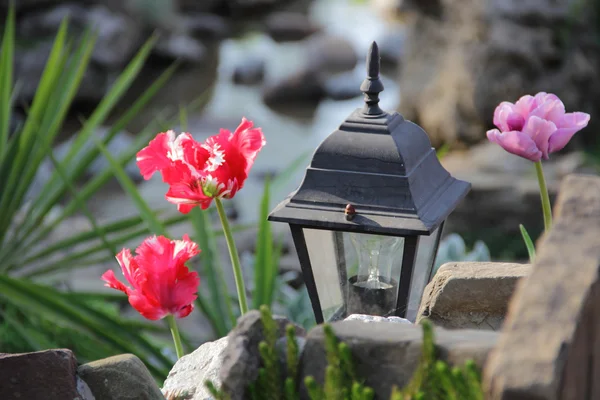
484,173 -> 600,399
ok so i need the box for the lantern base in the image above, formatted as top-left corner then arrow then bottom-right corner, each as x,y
347,275 -> 398,317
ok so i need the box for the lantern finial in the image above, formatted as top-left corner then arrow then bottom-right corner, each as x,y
360,41 -> 385,116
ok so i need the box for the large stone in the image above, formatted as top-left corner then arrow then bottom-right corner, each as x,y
262,69 -> 326,107
305,34 -> 358,75
0,349 -> 92,400
417,262 -> 531,330
397,0 -> 599,147
220,310 -> 306,400
78,353 -> 164,400
300,321 -> 498,399
15,40 -> 112,103
442,142 -> 590,259
18,3 -> 143,69
264,12 -> 321,42
484,174 -> 600,399
182,13 -> 231,40
162,337 -> 229,400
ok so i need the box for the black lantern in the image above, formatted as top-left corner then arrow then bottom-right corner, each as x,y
268,42 -> 470,323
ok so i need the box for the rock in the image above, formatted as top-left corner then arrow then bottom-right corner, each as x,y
300,321 -> 498,399
162,337 -> 229,400
323,72 -> 362,100
182,13 -> 231,40
345,314 -> 412,324
417,262 -> 531,330
18,3 -> 143,69
305,34 -> 358,75
220,310 -> 306,400
15,40 -> 112,103
176,0 -> 224,12
442,142 -> 590,259
232,56 -> 265,85
86,5 -> 144,68
0,349 -> 91,400
397,0 -> 599,147
0,0 -> 67,12
264,12 -> 321,42
484,174 -> 600,399
78,353 -> 164,400
154,33 -> 206,64
262,69 -> 326,107
275,335 -> 307,373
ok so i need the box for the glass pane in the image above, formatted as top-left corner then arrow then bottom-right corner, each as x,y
303,228 -> 345,321
405,225 -> 444,321
344,232 -> 404,318
303,229 -> 407,321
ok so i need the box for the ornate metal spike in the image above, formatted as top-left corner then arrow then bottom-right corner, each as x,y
360,41 -> 385,116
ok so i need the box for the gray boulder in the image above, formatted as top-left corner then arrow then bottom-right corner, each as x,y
398,0 -> 598,147
162,337 -> 229,400
78,354 -> 164,400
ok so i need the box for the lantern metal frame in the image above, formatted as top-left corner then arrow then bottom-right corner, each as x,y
268,42 -> 470,323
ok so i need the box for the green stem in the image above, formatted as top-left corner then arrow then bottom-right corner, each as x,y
534,161 -> 553,232
166,314 -> 184,359
215,197 -> 249,315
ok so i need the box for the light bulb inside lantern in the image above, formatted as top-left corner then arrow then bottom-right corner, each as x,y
349,233 -> 403,290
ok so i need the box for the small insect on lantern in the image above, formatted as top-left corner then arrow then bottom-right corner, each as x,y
268,42 -> 470,323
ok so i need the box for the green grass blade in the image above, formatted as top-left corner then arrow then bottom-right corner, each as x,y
253,178 -> 274,309
0,6 -> 15,157
94,136 -> 167,236
519,224 -> 536,264
190,207 -> 235,336
0,276 -> 171,378
47,146 -> 116,257
25,60 -> 178,236
0,18 -> 70,242
7,30 -> 96,233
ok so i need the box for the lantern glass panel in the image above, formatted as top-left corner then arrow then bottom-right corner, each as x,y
303,228 -> 345,321
405,225 -> 443,321
303,228 -> 407,321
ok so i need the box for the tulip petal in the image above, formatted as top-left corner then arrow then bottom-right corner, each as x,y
487,128 -> 542,162
101,270 -> 130,294
166,182 -> 213,211
548,112 -> 591,153
493,102 -> 517,131
136,131 -> 176,180
521,116 -> 557,160
513,95 -> 536,118
128,292 -> 167,321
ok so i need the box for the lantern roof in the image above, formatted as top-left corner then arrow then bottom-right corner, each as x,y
268,42 -> 470,236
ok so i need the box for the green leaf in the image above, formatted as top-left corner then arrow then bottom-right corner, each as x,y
190,207 -> 235,337
0,5 -> 15,158
93,136 -> 167,236
0,18 -> 71,244
0,276 -> 171,378
253,177 -> 275,309
519,224 -> 536,264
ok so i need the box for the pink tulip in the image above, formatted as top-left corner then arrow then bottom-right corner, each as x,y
487,92 -> 590,162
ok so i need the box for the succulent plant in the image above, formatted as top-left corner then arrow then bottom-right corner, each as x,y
433,234 -> 491,277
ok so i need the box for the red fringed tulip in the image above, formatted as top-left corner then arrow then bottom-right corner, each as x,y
102,235 -> 200,321
136,118 -> 266,213
486,92 -> 590,162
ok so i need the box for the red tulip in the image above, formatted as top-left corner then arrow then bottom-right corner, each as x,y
102,235 -> 200,320
136,118 -> 266,213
